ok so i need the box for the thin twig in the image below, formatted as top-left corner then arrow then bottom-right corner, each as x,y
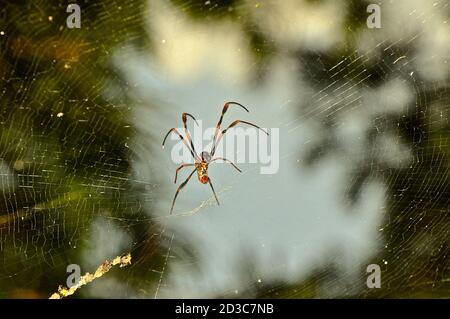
49,253 -> 132,299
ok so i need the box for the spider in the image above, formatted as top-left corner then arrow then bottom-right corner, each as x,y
162,101 -> 268,214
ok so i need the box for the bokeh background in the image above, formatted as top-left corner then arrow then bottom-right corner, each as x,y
0,0 -> 449,298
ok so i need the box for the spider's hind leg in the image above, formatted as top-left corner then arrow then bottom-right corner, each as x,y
208,179 -> 220,206
174,163 -> 194,183
170,168 -> 196,214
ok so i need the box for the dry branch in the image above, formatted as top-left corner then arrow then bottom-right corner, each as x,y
49,253 -> 132,299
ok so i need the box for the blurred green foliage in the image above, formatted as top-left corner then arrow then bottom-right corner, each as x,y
0,0 -> 166,298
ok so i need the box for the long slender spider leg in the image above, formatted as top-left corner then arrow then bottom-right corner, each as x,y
211,120 -> 269,156
162,128 -> 200,161
210,157 -> 242,173
174,163 -> 194,184
170,168 -> 197,214
207,179 -> 220,206
223,120 -> 269,136
182,113 -> 199,159
210,102 -> 249,155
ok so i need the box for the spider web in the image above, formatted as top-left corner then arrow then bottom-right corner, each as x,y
0,0 -> 449,298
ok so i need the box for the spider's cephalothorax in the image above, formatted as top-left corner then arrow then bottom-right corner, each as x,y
162,102 -> 268,214
200,151 -> 211,162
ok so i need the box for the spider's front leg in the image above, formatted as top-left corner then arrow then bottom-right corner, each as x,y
211,120 -> 269,157
162,127 -> 201,162
210,102 -> 249,155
